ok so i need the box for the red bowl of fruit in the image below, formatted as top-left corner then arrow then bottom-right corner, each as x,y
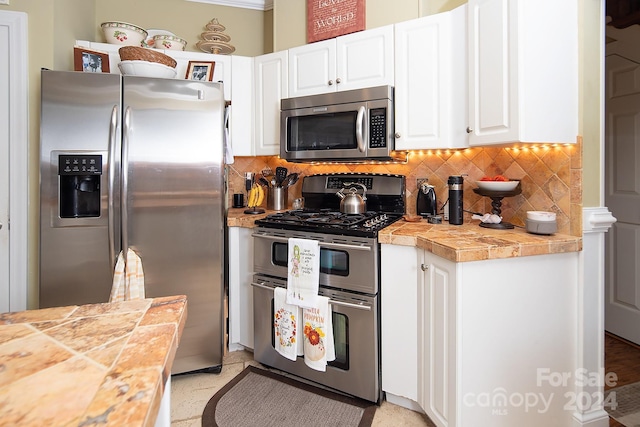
476,175 -> 519,191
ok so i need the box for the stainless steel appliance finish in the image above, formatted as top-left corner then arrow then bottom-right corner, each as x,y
39,70 -> 225,374
252,274 -> 379,402
252,173 -> 405,403
280,86 -> 396,163
252,229 -> 379,295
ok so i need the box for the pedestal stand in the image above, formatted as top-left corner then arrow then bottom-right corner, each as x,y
473,183 -> 522,229
243,206 -> 265,215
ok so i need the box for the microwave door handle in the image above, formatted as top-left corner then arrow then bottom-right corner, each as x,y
355,106 -> 366,153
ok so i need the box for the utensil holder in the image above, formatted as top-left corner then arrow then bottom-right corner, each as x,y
268,187 -> 288,211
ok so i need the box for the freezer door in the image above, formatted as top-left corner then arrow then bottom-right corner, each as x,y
39,71 -> 122,308
122,77 -> 225,373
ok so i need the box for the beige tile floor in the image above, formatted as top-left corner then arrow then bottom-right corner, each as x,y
170,350 -> 435,426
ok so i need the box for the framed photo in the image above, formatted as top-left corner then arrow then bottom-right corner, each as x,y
185,61 -> 216,81
73,47 -> 110,73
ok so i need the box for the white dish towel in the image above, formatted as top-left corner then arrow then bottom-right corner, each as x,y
286,238 -> 320,308
109,248 -> 145,302
303,295 -> 335,372
273,287 -> 301,361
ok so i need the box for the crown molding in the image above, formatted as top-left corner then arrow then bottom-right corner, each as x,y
185,0 -> 273,11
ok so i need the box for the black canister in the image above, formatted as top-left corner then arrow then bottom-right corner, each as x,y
448,175 -> 464,225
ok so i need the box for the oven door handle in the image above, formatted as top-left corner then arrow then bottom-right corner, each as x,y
251,233 -> 372,252
250,281 -> 372,311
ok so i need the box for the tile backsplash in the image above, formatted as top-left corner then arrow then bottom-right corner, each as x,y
227,138 -> 582,236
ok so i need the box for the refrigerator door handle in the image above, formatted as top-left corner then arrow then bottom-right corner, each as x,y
121,106 -> 131,265
108,105 -> 118,267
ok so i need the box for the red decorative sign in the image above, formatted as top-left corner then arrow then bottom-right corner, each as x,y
307,0 -> 366,43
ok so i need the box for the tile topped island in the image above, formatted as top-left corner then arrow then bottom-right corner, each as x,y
0,295 -> 187,427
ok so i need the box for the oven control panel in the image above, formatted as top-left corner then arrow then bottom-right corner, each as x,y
326,176 -> 373,190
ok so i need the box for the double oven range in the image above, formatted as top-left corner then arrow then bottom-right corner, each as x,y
251,173 -> 406,403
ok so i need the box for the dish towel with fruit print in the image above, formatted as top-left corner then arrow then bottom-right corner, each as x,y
302,296 -> 335,372
286,238 -> 320,308
274,287 -> 302,361
109,248 -> 145,302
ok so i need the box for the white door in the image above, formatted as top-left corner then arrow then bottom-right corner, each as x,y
605,53 -> 640,345
0,11 -> 29,312
254,51 -> 287,156
335,25 -> 394,92
288,38 -> 336,97
467,0 -> 517,145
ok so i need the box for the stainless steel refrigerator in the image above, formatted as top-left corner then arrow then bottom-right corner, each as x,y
39,70 -> 226,374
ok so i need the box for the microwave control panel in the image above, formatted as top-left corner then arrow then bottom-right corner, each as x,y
369,108 -> 387,148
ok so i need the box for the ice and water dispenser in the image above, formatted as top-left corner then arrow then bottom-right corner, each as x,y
58,154 -> 102,218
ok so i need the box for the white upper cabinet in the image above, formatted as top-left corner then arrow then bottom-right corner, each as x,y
288,25 -> 394,97
254,51 -> 288,156
394,5 -> 467,150
229,55 -> 254,156
467,0 -> 578,145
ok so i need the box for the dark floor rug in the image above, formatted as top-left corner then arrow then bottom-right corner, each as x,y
202,365 -> 376,427
605,381 -> 640,426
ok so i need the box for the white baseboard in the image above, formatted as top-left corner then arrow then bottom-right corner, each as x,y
384,392 -> 424,414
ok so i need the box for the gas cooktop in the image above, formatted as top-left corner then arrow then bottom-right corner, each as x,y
254,209 -> 403,238
254,173 -> 407,238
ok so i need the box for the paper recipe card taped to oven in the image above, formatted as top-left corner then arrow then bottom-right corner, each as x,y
287,238 -> 320,307
307,0 -> 365,43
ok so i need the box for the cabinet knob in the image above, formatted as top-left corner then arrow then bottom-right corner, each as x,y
421,264 -> 429,271
336,78 -> 341,84
466,127 -> 473,134
395,132 -> 401,139
328,80 -> 333,86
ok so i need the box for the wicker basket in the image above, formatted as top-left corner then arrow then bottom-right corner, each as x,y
118,46 -> 177,68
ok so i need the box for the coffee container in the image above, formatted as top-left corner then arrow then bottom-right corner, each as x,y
448,175 -> 464,225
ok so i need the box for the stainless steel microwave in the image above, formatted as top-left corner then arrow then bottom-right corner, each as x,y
280,86 -> 395,163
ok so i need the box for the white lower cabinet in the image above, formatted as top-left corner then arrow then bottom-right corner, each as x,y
227,226 -> 254,350
381,244 -> 419,406
382,244 -> 580,426
418,250 -> 456,427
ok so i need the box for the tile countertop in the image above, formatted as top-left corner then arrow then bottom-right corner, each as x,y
379,219 -> 582,262
227,209 -> 582,262
227,207 -> 274,226
0,295 -> 187,427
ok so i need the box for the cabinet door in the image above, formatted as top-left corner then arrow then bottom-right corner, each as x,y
336,25 -> 394,92
288,39 -> 336,97
419,251 -> 457,427
394,8 -> 467,150
230,56 -> 254,156
467,0 -> 578,146
380,244 -> 419,402
254,51 -> 288,156
467,0 -> 517,145
228,227 -> 255,350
